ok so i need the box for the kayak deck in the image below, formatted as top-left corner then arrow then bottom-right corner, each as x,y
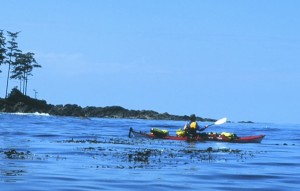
128,128 -> 265,143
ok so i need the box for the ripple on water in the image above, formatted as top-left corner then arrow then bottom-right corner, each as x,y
1,114 -> 300,191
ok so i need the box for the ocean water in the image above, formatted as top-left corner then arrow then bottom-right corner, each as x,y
0,113 -> 299,191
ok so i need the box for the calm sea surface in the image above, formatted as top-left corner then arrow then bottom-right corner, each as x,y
0,113 -> 299,191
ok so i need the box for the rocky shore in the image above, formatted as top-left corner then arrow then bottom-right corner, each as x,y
0,88 -> 216,122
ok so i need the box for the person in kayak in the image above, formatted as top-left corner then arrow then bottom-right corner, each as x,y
184,114 -> 208,138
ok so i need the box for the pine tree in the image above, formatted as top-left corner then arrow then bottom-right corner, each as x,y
5,31 -> 21,98
11,52 -> 41,95
0,30 -> 6,73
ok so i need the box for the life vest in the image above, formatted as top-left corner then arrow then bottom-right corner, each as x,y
189,122 -> 197,129
184,122 -> 197,130
184,122 -> 198,135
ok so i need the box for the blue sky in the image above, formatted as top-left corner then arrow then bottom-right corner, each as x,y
1,0 -> 300,124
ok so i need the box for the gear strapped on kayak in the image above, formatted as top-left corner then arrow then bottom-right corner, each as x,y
128,116 -> 265,143
129,127 -> 265,143
150,128 -> 169,138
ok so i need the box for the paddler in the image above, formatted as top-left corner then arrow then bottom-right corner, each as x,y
184,114 -> 208,139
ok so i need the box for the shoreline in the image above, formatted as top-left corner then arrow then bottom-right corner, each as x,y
0,88 -> 217,122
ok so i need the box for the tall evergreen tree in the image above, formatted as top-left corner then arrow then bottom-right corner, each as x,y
11,52 -> 41,95
0,30 -> 6,73
5,31 -> 21,98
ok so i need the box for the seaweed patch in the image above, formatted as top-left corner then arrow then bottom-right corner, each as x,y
3,149 -> 32,160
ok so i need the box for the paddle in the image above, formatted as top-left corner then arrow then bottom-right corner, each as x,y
206,117 -> 227,128
128,127 -> 133,138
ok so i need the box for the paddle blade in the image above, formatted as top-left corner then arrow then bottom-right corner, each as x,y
214,117 -> 227,125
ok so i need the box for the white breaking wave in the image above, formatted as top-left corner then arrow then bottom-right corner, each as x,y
1,112 -> 50,116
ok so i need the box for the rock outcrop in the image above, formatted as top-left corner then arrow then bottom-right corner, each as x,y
0,88 -> 216,122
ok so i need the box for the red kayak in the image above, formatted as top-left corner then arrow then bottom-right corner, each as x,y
128,128 -> 265,143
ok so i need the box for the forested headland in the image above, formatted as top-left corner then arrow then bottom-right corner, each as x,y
0,30 -> 217,122
0,88 -> 218,121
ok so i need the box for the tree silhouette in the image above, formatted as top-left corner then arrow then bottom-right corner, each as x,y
0,30 -> 6,73
5,31 -> 21,98
11,52 -> 41,95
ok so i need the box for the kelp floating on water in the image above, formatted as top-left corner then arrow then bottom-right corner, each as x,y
57,138 -> 266,168
2,149 -> 32,160
58,137 -> 135,145
125,147 -> 261,168
1,138 -> 267,170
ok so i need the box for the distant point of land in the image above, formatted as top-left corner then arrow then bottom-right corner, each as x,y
238,121 -> 254,124
0,88 -> 217,122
